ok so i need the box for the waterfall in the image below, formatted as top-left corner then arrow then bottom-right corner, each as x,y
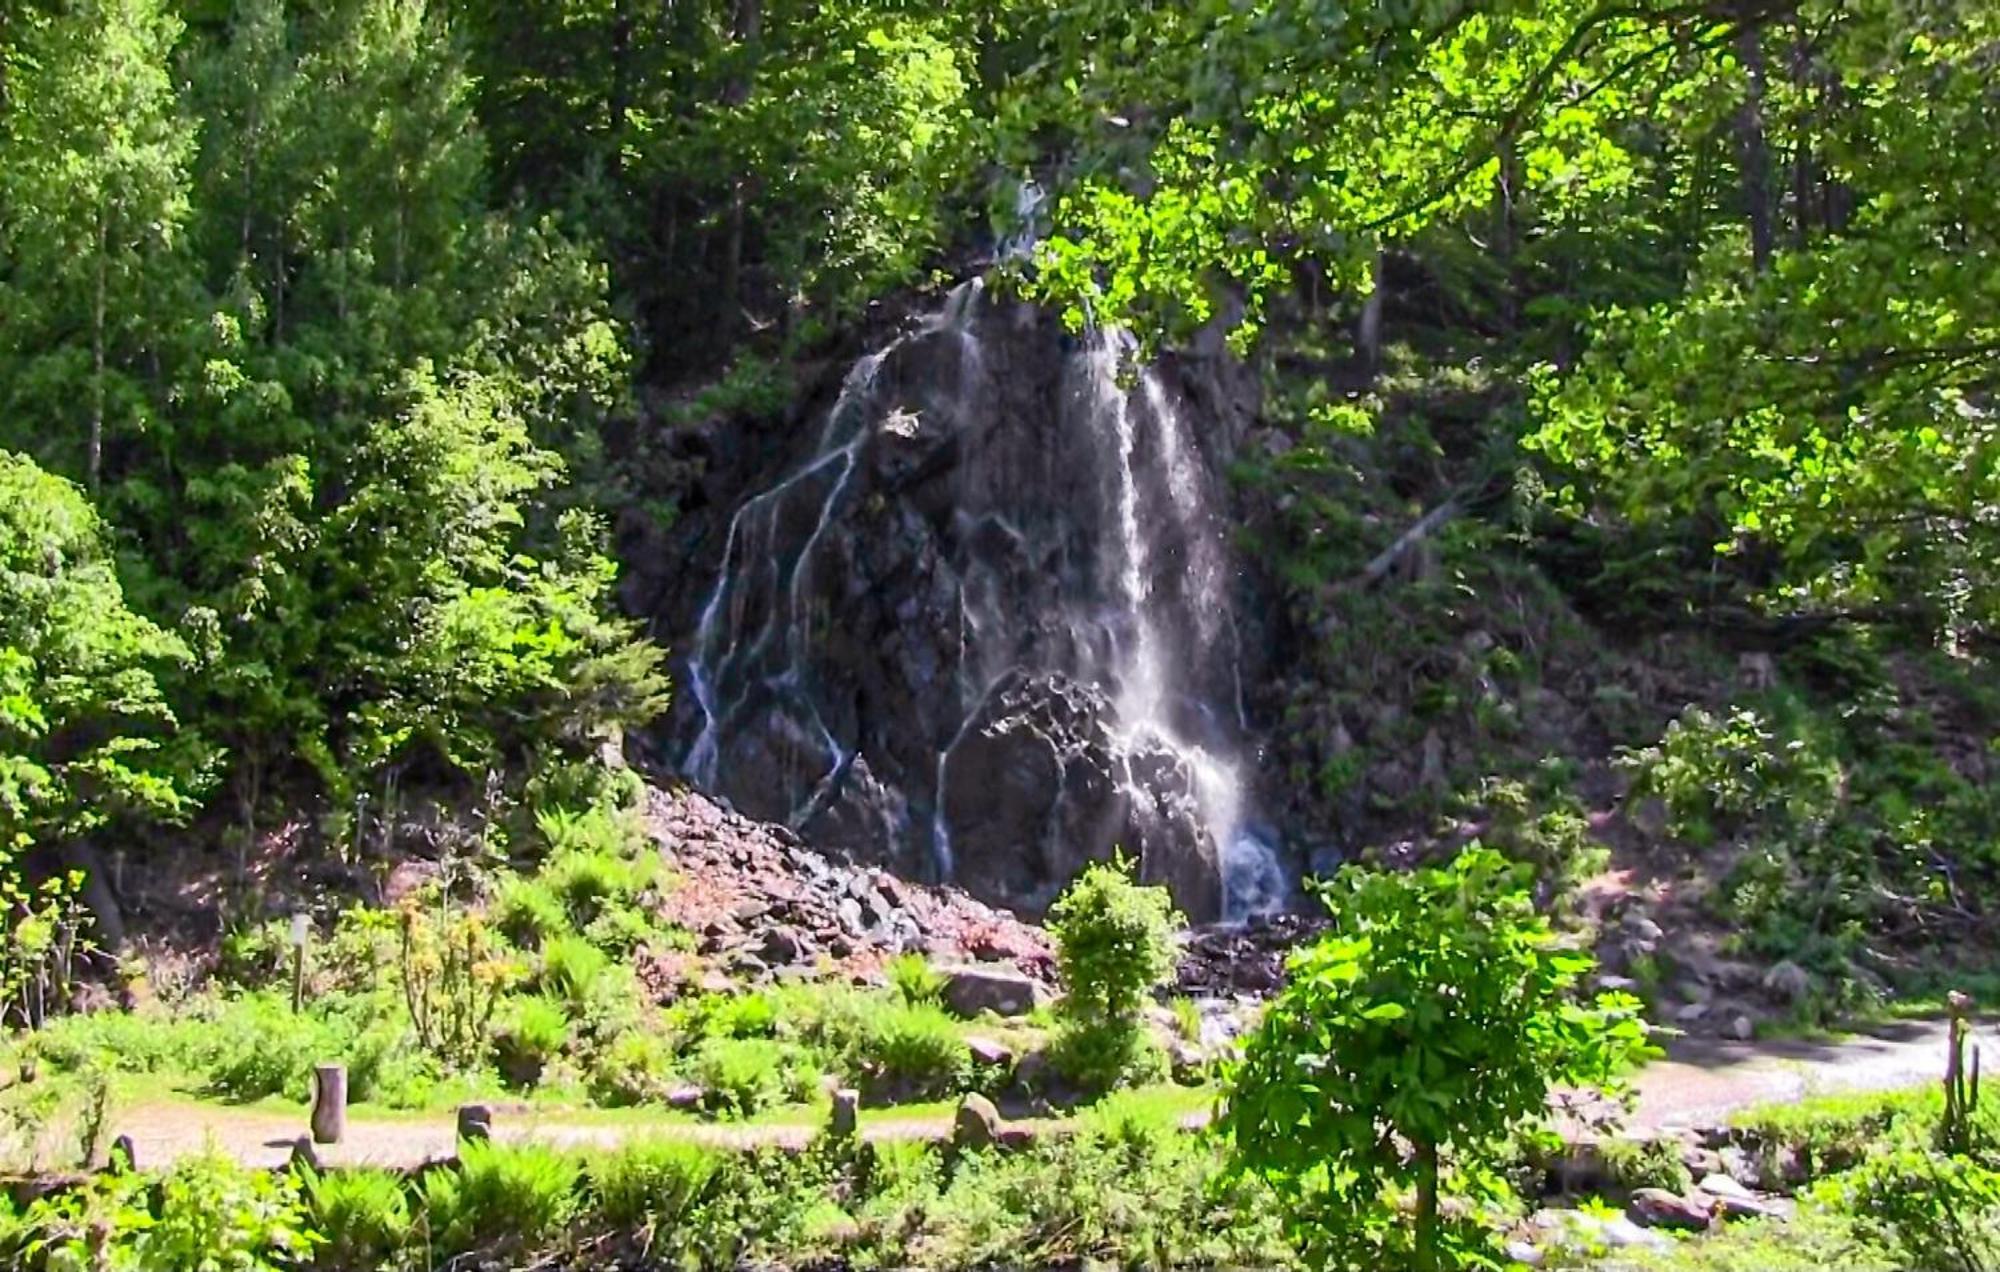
1083,329 -> 1287,922
679,276 -> 1289,922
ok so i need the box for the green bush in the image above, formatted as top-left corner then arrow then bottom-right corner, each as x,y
912,1110 -> 1288,1270
320,906 -> 401,996
494,995 -> 571,1088
1047,1019 -> 1167,1095
20,1151 -> 317,1270
887,952 -> 948,1006
1617,703 -> 1841,842
218,918 -> 295,989
1044,858 -> 1181,1095
589,1138 -> 724,1230
690,1036 -> 815,1117
705,990 -> 779,1039
302,1167 -> 412,1269
204,993 -> 349,1102
582,901 -> 660,955
419,1139 -> 581,1256
538,933 -> 611,1010
29,1007 -> 208,1076
1600,1135 -> 1692,1195
863,1000 -> 971,1099
587,1028 -> 679,1107
1834,1144 -> 2000,1270
494,876 -> 571,950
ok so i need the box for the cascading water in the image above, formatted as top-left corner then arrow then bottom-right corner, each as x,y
676,277 -> 1288,921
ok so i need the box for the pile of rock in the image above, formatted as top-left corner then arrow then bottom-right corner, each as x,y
645,785 -> 1054,985
1176,913 -> 1324,996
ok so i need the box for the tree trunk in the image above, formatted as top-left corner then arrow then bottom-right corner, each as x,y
1735,20 -> 1773,272
1414,1138 -> 1441,1272
90,210 -> 107,492
1358,245 -> 1387,375
1788,16 -> 1813,249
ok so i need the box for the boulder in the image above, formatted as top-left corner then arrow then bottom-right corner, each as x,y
965,1036 -> 1014,1068
953,1094 -> 1004,1152
1764,960 -> 1813,1003
758,927 -> 807,965
941,965 -> 1047,1018
1629,1188 -> 1715,1232
1696,1173 -> 1790,1221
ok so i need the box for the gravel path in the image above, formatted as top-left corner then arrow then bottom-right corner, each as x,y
110,1018 -> 1961,1172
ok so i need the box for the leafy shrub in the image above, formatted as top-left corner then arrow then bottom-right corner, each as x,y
1734,1085 -> 1947,1180
419,1139 -> 580,1256
1047,1019 -> 1167,1094
204,993 -> 346,1102
494,995 -> 571,1088
538,933 -> 611,1010
705,990 -> 779,1039
862,1000 -> 971,1099
1224,847 -> 1652,1271
494,876 -> 571,950
302,1167 -> 413,1269
1044,858 -> 1181,1094
1835,1144 -> 2000,1271
29,1006 -> 209,1076
887,952 -> 948,1006
690,1037 -> 815,1116
398,903 -> 515,1067
1600,1135 -> 1692,1195
23,1151 -> 318,1270
218,918 -> 294,989
321,906 -> 401,995
588,1028 -> 679,1107
1169,996 -> 1203,1044
1047,857 -> 1183,1026
1474,778 -> 1608,899
582,902 -> 659,955
544,847 -> 653,929
912,1110 -> 1287,1270
590,1138 -> 723,1230
1618,703 -> 1841,842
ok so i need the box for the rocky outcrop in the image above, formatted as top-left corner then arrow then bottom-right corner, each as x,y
649,284 -> 1269,920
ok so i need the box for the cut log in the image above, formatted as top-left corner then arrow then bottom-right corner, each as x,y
310,1064 -> 347,1144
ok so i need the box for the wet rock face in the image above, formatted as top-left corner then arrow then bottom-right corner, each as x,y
938,671 -> 1220,917
655,286 -> 1267,920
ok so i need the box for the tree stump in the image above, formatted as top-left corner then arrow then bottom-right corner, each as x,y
457,1104 -> 493,1143
310,1064 -> 347,1144
106,1134 -> 136,1174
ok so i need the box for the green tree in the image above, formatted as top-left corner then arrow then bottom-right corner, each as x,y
0,0 -> 196,492
1223,848 -> 1650,1271
0,449 -> 199,851
1045,856 -> 1182,1092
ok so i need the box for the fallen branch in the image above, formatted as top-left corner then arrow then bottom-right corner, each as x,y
1353,492 -> 1466,588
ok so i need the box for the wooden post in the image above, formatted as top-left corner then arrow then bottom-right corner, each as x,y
457,1104 -> 492,1143
311,1063 -> 347,1145
830,1088 -> 859,1141
290,913 -> 309,1013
